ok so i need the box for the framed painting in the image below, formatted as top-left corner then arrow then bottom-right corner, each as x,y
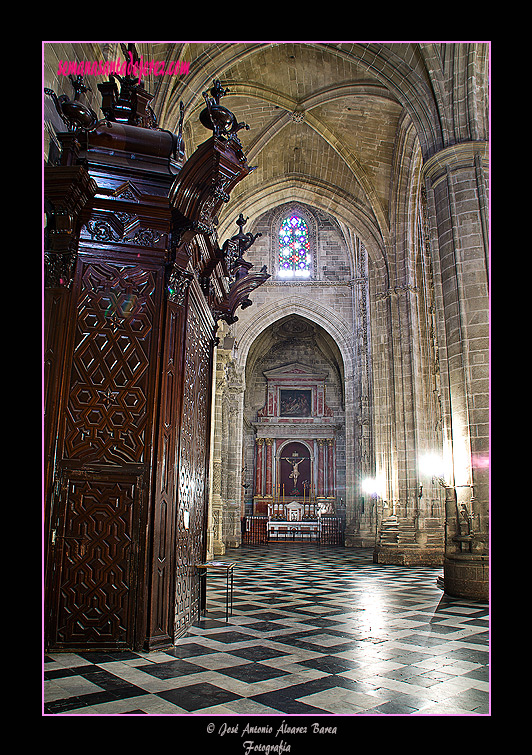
280,389 -> 311,417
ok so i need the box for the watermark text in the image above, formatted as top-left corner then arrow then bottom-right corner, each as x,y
57,53 -> 190,78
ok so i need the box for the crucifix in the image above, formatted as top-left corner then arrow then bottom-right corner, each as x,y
281,451 -> 310,495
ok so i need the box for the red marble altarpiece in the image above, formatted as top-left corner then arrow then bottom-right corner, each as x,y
252,364 -> 337,517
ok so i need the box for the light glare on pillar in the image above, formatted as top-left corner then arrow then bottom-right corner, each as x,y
362,476 -> 385,497
419,453 -> 445,480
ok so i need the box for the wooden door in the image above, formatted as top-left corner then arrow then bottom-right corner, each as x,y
44,259 -> 161,651
46,467 -> 144,650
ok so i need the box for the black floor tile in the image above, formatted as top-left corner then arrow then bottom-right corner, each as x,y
464,632 -> 489,645
231,603 -> 270,612
228,646 -> 288,662
369,700 -> 419,715
206,631 -> 257,643
137,659 -> 206,679
76,651 -> 140,664
156,683 -> 242,712
462,666 -> 490,682
427,623 -> 464,634
163,643 -> 218,659
446,648 -> 489,664
296,655 -> 360,674
45,697 -> 92,714
399,634 -> 449,647
296,617 -> 345,627
453,687 -> 489,705
216,662 -> 290,683
45,685 -> 146,714
241,621 -> 288,632
248,691 -> 331,715
193,619 -> 228,629
121,709 -> 148,714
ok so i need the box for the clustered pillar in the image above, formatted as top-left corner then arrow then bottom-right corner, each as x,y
423,141 -> 489,600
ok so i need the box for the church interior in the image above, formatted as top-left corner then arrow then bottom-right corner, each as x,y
43,41 -> 490,718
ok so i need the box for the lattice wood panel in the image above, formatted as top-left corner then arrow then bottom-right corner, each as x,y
147,302 -> 185,646
174,286 -> 213,637
50,470 -> 142,649
63,261 -> 157,465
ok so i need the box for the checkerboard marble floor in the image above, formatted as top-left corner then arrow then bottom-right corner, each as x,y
44,545 -> 489,716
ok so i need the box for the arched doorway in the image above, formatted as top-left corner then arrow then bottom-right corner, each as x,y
242,315 -> 347,539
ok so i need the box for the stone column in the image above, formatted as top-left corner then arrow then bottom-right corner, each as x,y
223,367 -> 246,548
327,438 -> 335,497
264,438 -> 273,497
344,239 -> 375,547
423,141 -> 489,600
209,348 -> 230,556
317,439 -> 325,498
255,437 -> 264,497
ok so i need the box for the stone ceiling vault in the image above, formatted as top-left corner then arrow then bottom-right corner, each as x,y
44,41 -> 489,277
144,42 -> 408,249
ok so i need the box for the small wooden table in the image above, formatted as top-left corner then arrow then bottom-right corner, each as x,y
197,561 -> 235,622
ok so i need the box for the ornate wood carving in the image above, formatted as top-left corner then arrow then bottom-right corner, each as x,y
175,284 -> 214,636
167,266 -> 193,306
47,468 -> 145,650
44,72 -> 270,652
146,300 -> 186,648
44,164 -> 97,289
62,262 -> 159,465
169,83 -> 270,325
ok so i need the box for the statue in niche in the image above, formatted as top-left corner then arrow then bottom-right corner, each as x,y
288,458 -> 303,490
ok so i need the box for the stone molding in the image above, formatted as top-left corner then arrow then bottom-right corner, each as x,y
253,423 -> 341,439
374,284 -> 419,301
422,141 -> 489,188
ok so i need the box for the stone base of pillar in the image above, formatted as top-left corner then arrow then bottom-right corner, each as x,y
373,545 -> 444,567
213,541 -> 226,556
226,536 -> 241,548
345,533 -> 375,548
343,510 -> 375,548
443,554 -> 489,601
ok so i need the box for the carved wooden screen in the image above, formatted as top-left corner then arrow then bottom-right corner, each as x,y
47,259 -> 162,650
174,282 -> 214,637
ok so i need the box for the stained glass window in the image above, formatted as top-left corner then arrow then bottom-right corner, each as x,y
278,214 -> 311,277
